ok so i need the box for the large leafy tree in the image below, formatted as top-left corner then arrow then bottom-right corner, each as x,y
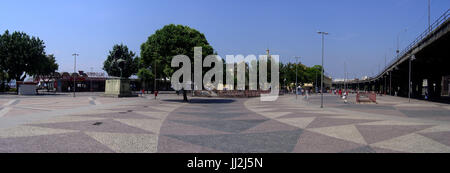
35,54 -> 59,91
141,24 -> 214,83
136,56 -> 153,91
34,54 -> 59,77
0,30 -> 49,82
103,44 -> 138,78
140,24 -> 214,101
279,61 -> 323,91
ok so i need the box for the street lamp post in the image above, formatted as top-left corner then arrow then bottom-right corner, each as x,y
72,53 -> 79,98
344,61 -> 347,92
409,55 -> 416,103
317,31 -> 328,108
428,0 -> 431,32
296,57 -> 298,100
315,71 -> 318,93
390,71 -> 392,95
90,67 -> 93,92
154,58 -> 157,99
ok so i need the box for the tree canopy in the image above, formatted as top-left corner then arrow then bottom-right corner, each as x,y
279,62 -> 323,87
0,30 -> 58,82
103,44 -> 138,78
140,24 -> 214,81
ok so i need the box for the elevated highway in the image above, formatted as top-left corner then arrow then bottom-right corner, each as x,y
334,9 -> 450,102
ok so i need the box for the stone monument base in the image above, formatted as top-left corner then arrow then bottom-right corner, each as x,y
103,78 -> 137,97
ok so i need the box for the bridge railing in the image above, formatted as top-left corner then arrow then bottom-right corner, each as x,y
379,9 -> 450,78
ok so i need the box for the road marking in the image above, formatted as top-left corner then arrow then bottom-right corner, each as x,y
0,107 -> 12,117
2,99 -> 18,107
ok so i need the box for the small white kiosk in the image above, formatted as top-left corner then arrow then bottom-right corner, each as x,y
17,81 -> 37,95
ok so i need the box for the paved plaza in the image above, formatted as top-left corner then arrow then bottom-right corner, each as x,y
0,93 -> 450,153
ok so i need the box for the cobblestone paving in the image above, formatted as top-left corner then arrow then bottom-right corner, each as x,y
0,94 -> 449,153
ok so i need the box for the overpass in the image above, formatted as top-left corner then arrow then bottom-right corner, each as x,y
333,9 -> 450,102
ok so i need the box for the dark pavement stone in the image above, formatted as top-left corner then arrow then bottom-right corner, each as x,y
306,117 -> 379,129
293,130 -> 365,153
419,131 -> 450,147
171,119 -> 268,133
29,119 -> 153,134
340,146 -> 377,153
341,104 -> 397,110
398,109 -> 450,120
157,135 -> 224,153
356,125 -> 433,144
76,112 -> 156,119
166,129 -> 303,153
174,111 -> 248,119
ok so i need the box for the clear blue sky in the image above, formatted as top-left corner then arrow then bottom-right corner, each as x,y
1,0 -> 449,79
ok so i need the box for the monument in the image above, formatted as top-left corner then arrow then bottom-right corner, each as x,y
104,78 -> 136,97
103,58 -> 137,97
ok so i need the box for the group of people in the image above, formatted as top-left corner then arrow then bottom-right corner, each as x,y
334,89 -> 349,100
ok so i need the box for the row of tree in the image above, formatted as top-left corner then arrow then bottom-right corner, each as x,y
0,30 -> 59,92
103,24 -> 324,93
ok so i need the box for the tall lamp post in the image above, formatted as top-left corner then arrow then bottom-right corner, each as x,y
72,53 -> 79,98
315,70 -> 318,93
154,58 -> 157,99
90,67 -> 93,92
428,0 -> 431,32
409,55 -> 416,103
317,31 -> 328,108
294,56 -> 300,100
344,61 -> 347,92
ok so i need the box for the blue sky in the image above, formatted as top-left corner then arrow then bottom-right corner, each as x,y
1,0 -> 449,79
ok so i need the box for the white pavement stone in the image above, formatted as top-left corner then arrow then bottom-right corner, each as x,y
259,112 -> 291,119
28,115 -> 107,124
277,117 -> 316,129
358,120 -> 431,126
308,125 -> 368,145
371,133 -> 450,153
134,111 -> 169,120
114,118 -> 164,134
418,125 -> 450,133
0,126 -> 78,138
85,132 -> 159,153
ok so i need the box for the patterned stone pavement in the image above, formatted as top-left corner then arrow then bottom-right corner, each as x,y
0,94 -> 450,153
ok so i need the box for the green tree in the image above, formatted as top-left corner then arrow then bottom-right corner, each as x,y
34,54 -> 59,77
103,44 -> 138,78
306,65 -> 322,87
35,54 -> 59,91
137,68 -> 153,91
136,56 -> 153,91
140,24 -> 214,101
0,30 -> 48,82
